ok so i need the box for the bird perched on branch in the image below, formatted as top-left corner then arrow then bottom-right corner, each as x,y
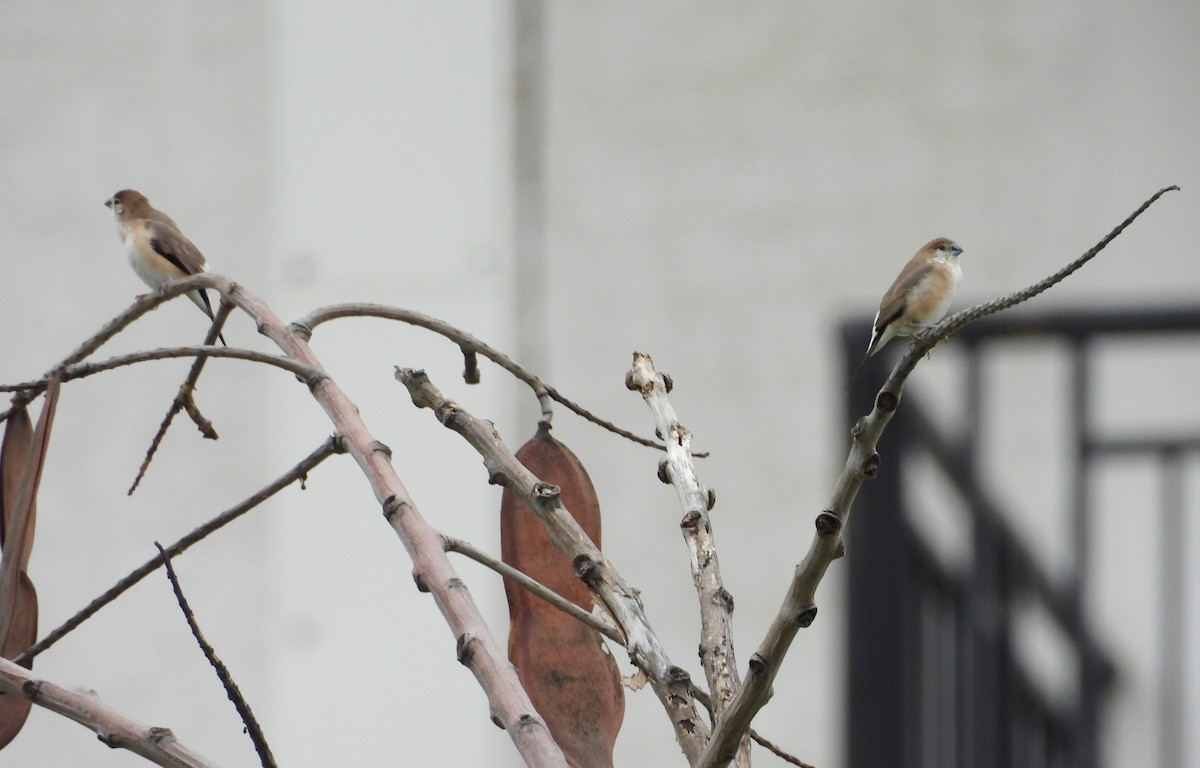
105,189 -> 225,344
855,237 -> 963,377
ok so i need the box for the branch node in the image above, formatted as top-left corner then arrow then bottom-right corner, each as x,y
572,554 -> 600,584
382,495 -> 408,521
147,726 -> 176,744
288,321 -> 313,341
369,440 -> 392,459
461,348 -> 481,384
706,487 -> 716,510
814,511 -> 842,535
747,653 -> 769,675
532,481 -> 561,504
490,712 -> 504,729
715,587 -> 734,612
657,458 -> 671,484
21,679 -> 41,699
680,510 -> 703,532
667,666 -> 692,684
412,570 -> 430,593
795,604 -> 818,628
860,452 -> 881,477
434,400 -> 461,427
662,373 -> 674,393
456,633 -> 476,665
516,713 -> 539,730
305,372 -> 330,393
851,417 -> 868,438
875,390 -> 899,412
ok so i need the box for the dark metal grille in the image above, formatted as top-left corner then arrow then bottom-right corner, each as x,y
842,307 -> 1200,768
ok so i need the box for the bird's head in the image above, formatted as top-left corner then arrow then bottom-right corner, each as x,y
104,189 -> 149,221
929,237 -> 963,260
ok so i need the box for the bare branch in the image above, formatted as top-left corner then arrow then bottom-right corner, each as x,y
696,185 -> 1179,768
224,286 -> 568,768
396,366 -> 710,764
625,353 -> 747,763
0,656 -> 220,768
443,535 -> 624,644
1,346 -> 320,397
128,311 -> 236,494
16,439 -> 340,664
749,730 -> 815,768
295,303 -> 688,453
156,543 -> 276,768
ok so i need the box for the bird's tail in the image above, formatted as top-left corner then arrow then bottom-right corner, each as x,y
193,289 -> 227,346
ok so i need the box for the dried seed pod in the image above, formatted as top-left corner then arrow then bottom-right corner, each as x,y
501,425 -> 623,768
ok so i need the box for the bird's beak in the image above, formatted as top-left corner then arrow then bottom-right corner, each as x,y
104,199 -> 113,209
950,244 -> 963,257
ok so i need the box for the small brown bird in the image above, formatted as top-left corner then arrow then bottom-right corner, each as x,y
856,237 -> 963,374
104,189 -> 225,344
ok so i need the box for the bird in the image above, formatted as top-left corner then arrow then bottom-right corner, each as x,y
854,237 -> 963,377
104,189 -> 226,344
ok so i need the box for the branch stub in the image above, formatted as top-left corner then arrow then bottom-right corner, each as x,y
814,511 -> 842,535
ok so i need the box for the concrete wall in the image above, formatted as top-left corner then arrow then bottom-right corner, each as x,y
1,2 -> 1198,766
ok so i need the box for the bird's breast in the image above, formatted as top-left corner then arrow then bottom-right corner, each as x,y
903,262 -> 960,326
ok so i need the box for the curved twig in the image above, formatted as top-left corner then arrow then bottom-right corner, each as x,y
1,346 -> 321,401
295,304 -> 698,455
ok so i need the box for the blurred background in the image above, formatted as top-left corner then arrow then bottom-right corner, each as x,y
1,2 -> 1198,766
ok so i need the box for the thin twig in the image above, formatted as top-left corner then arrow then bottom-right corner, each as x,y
0,657 -> 219,768
129,301 -> 237,494
156,543 -> 276,768
396,366 -> 710,763
1,345 -> 321,399
443,535 -> 623,643
748,730 -> 815,768
695,185 -> 1180,767
625,353 -> 747,764
294,304 -> 706,455
16,438 -> 340,664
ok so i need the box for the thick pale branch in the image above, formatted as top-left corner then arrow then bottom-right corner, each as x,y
219,285 -> 567,768
625,353 -> 747,763
396,367 -> 711,765
696,185 -> 1179,768
0,657 -> 219,768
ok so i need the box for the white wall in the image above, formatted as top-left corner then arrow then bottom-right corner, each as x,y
1,2 -> 1199,767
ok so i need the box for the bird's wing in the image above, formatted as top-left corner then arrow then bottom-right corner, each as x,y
146,221 -> 207,276
873,257 -> 935,333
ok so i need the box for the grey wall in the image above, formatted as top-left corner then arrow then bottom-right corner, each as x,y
1,2 -> 1198,766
